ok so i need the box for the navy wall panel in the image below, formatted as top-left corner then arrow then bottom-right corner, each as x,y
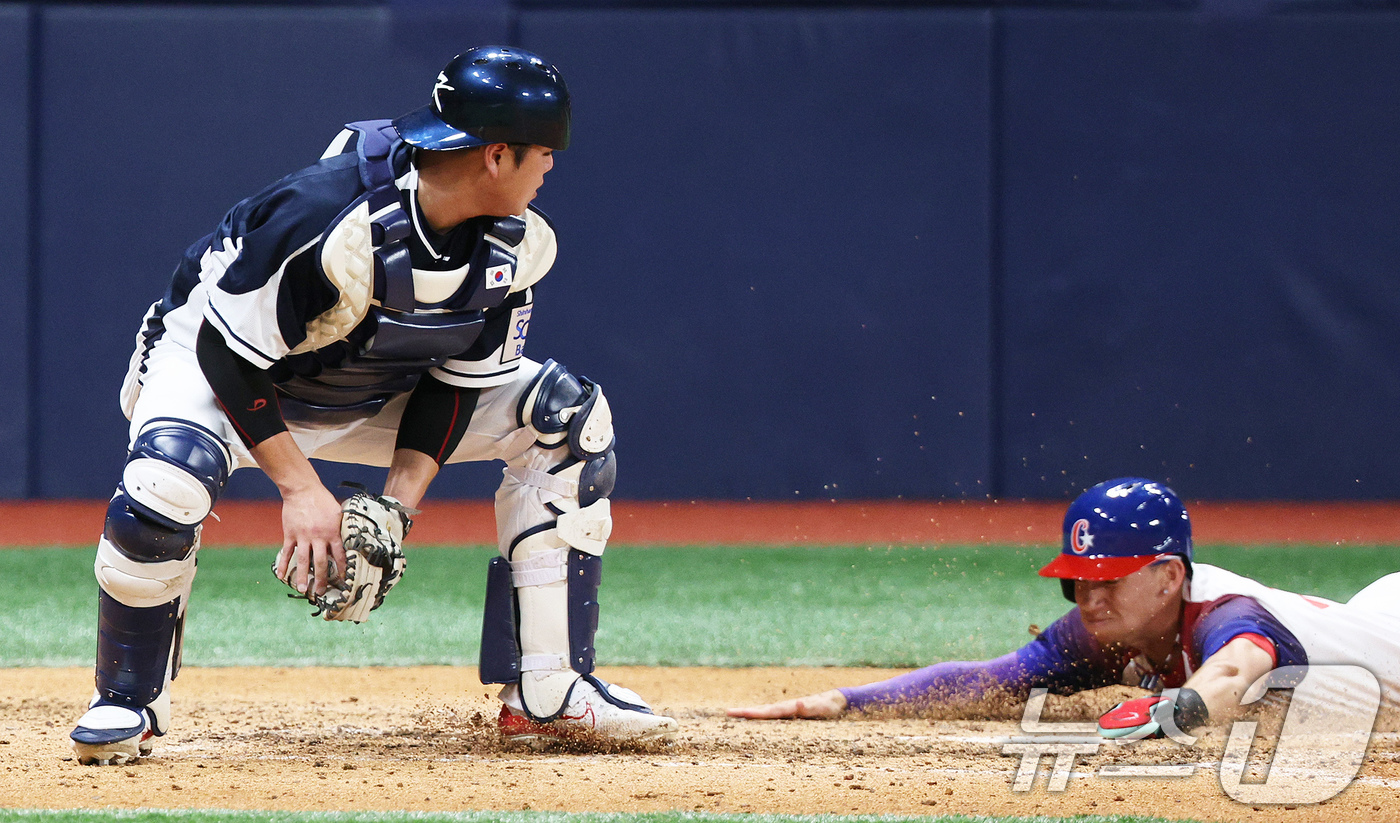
15,3 -> 1400,502
0,6 -> 29,497
520,9 -> 994,499
998,12 -> 1400,500
34,5 -> 507,499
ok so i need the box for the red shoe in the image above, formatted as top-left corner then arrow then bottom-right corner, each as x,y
498,704 -> 573,749
497,678 -> 678,749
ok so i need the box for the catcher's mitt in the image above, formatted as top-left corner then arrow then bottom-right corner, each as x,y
295,490 -> 415,623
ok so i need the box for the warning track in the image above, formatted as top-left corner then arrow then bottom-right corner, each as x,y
3,500 -> 1398,547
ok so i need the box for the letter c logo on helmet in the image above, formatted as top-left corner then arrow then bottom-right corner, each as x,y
1069,519 -> 1093,554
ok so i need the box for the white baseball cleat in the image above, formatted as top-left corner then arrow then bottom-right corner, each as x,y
70,702 -> 156,765
498,677 -> 679,749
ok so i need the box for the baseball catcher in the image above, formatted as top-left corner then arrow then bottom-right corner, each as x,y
69,46 -> 677,766
730,478 -> 1400,737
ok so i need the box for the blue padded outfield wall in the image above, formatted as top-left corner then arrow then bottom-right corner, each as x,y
0,6 -> 29,498
3,1 -> 1399,501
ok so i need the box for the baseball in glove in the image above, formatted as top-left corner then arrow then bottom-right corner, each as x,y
283,487 -> 416,623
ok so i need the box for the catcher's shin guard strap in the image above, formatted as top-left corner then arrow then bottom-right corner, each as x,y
479,557 -> 521,684
504,467 -> 576,502
521,653 -> 567,672
510,548 -> 569,587
95,591 -> 180,714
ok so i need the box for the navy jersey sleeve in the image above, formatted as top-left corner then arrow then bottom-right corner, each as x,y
839,608 -> 1127,711
196,155 -> 364,368
1192,595 -> 1307,669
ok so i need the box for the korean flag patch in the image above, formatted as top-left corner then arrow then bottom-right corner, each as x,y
485,263 -> 514,290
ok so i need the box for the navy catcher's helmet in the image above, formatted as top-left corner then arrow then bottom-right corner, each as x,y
1039,478 -> 1193,601
393,46 -> 571,152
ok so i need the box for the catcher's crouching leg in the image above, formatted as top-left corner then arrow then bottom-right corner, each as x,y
71,421 -> 229,765
481,360 -> 677,747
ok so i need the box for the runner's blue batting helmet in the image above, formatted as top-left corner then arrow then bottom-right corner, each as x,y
1039,478 -> 1193,600
393,46 -> 571,151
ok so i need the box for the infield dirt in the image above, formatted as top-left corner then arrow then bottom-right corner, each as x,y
3,666 -> 1398,822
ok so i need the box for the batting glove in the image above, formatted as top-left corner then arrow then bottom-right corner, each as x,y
1097,688 -> 1209,741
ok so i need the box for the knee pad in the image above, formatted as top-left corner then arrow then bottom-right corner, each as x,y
512,359 -> 617,517
106,420 -> 230,563
518,359 -> 615,460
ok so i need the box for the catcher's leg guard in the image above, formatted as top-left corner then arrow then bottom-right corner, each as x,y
484,361 -> 620,715
483,363 -> 675,745
479,546 -> 603,688
74,421 -> 229,764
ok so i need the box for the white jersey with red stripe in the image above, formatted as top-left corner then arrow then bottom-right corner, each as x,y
1187,563 -> 1400,713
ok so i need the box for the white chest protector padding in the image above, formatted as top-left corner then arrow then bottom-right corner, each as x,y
509,209 -> 557,294
291,202 -> 552,358
293,200 -> 378,356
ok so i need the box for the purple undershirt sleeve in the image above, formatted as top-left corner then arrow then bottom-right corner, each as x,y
838,608 -> 1125,712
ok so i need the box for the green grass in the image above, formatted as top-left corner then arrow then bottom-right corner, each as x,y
0,810 -> 1202,823
1,543 -> 1393,669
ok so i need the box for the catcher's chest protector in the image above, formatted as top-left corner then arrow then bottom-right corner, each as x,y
277,120 -> 525,407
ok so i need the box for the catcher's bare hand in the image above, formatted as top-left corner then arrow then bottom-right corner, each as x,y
272,485 -> 346,598
286,490 -> 414,623
727,689 -> 848,719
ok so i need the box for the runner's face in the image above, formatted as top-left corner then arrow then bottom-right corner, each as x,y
1074,564 -> 1174,646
